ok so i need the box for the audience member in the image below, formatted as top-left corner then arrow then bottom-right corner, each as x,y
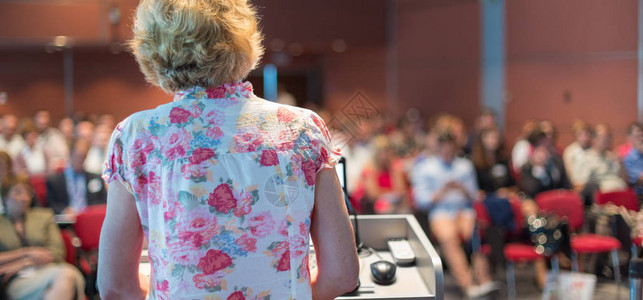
411,131 -> 496,297
618,122 -> 643,160
0,114 -> 26,158
46,140 -> 107,215
0,175 -> 84,299
511,120 -> 538,172
75,121 -> 94,144
574,124 -> 627,205
355,135 -> 406,214
464,108 -> 496,155
14,120 -> 48,176
34,110 -> 69,172
471,127 -> 516,269
539,119 -> 560,154
624,131 -> 643,201
58,118 -> 75,151
563,120 -> 593,186
83,124 -> 110,174
519,130 -> 569,198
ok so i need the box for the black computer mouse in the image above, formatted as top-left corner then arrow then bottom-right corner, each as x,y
370,260 -> 396,285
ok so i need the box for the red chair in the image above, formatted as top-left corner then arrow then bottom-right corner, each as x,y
536,190 -> 622,284
475,198 -> 542,298
60,230 -> 78,265
595,190 -> 639,212
73,204 -> 107,252
29,175 -> 48,207
595,190 -> 641,258
73,204 -> 107,298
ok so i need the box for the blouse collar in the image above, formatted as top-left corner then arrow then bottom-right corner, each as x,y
173,81 -> 254,102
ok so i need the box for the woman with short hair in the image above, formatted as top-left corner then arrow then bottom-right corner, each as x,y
97,1 -> 359,299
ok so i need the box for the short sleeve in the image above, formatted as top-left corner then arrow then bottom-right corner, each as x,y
308,112 -> 341,172
102,121 -> 132,192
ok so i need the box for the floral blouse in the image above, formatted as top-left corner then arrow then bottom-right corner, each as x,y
103,81 -> 340,300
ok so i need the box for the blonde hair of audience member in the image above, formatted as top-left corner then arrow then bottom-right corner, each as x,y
0,151 -> 13,180
128,0 -> 264,92
363,135 -> 405,213
571,120 -> 593,150
590,124 -> 616,162
425,114 -> 466,155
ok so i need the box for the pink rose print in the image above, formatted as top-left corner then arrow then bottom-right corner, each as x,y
205,109 -> 225,126
277,107 -> 295,123
301,159 -> 317,186
197,249 -> 232,274
276,250 -> 290,272
189,103 -> 203,118
259,150 -> 279,166
231,127 -> 264,153
206,126 -> 224,140
275,129 -> 297,151
169,107 -> 191,124
318,147 -> 329,167
189,147 -> 215,165
129,137 -> 155,169
206,86 -> 226,99
227,291 -> 246,300
208,183 -> 237,213
163,128 -> 191,159
278,220 -> 288,236
179,231 -> 205,248
233,193 -> 252,217
235,235 -> 257,252
248,212 -> 275,238
112,141 -> 123,166
181,163 -> 207,180
136,172 -> 162,205
156,280 -> 170,293
192,273 -> 221,290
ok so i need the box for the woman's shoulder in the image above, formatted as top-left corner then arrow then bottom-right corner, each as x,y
26,207 -> 55,219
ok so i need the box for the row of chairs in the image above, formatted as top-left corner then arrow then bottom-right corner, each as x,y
475,190 -> 640,298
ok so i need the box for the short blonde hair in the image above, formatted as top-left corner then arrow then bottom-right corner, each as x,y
129,0 -> 264,93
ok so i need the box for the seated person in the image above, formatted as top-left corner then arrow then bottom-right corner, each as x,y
46,140 -> 106,215
625,132 -> 643,201
411,131 -> 495,297
574,124 -> 627,205
0,175 -> 84,300
618,122 -> 643,160
519,130 -> 570,198
563,120 -> 592,186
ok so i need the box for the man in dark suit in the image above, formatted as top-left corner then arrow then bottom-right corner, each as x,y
47,139 -> 107,215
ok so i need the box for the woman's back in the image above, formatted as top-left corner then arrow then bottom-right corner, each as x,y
104,82 -> 337,299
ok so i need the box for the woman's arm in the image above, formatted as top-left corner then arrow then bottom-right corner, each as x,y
97,181 -> 145,300
310,168 -> 360,300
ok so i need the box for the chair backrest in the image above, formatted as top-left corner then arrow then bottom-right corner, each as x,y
595,190 -> 639,211
473,201 -> 492,229
73,204 -> 107,251
535,189 -> 584,231
60,230 -> 77,265
29,175 -> 47,207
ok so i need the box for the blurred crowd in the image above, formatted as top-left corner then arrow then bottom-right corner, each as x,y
328,108 -> 643,296
0,110 -> 113,215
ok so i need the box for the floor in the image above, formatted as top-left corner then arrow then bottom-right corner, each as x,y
442,262 -> 630,299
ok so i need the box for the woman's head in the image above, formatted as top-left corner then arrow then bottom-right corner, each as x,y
1,175 -> 33,218
371,135 -> 392,169
129,0 -> 264,93
471,127 -> 505,169
19,119 -> 39,147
